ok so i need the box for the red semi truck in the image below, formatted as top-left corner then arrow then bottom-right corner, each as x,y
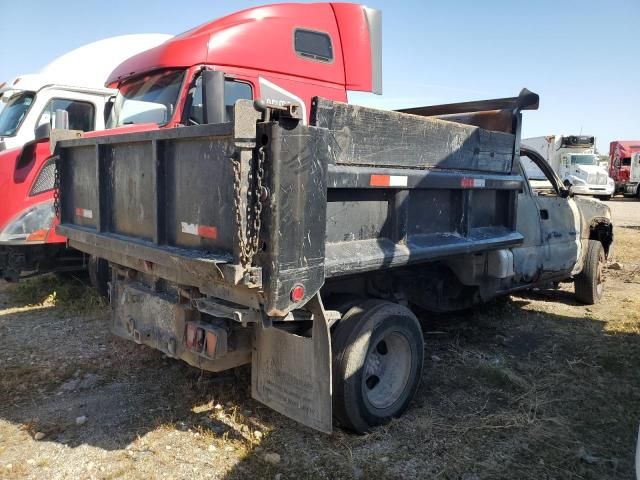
0,3 -> 381,282
609,140 -> 640,198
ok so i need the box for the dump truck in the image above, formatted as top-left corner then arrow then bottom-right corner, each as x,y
0,34 -> 171,282
55,78 -> 614,432
521,135 -> 615,200
610,141 -> 640,198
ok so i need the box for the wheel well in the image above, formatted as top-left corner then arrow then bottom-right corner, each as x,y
589,220 -> 613,257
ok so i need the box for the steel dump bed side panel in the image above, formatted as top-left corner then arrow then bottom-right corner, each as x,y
312,98 -> 516,173
57,99 -> 524,317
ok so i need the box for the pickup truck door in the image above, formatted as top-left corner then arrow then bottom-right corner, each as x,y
513,164 -> 544,283
520,149 -> 581,280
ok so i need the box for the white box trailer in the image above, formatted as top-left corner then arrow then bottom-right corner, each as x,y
521,135 -> 615,200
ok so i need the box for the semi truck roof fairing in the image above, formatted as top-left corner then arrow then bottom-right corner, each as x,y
106,3 -> 382,95
610,141 -> 640,159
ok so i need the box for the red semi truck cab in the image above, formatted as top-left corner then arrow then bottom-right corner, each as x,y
0,3 -> 382,281
105,3 -> 381,127
609,140 -> 640,196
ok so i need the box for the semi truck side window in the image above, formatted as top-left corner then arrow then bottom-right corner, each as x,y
294,29 -> 333,62
187,77 -> 252,125
37,99 -> 95,132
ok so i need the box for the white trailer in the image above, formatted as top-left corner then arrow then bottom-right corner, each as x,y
0,34 -> 171,152
521,135 -> 615,200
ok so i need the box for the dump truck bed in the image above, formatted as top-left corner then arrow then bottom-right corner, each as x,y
57,97 -> 527,317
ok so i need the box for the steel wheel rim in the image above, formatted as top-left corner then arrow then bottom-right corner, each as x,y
363,331 -> 412,410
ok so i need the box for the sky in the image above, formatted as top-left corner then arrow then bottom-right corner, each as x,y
1,0 -> 638,153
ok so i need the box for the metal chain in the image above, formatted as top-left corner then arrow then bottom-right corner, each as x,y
232,145 -> 266,267
53,156 -> 61,219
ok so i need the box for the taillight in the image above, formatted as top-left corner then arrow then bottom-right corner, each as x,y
185,322 -> 227,359
290,284 -> 305,302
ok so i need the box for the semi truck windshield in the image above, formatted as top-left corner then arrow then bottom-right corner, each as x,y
570,154 -> 598,166
107,70 -> 185,127
0,92 -> 35,137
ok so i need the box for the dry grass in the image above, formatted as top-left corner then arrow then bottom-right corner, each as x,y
11,273 -> 106,315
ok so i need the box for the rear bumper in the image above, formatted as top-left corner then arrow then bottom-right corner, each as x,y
110,274 -> 251,372
624,182 -> 639,196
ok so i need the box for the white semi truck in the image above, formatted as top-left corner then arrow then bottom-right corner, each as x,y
521,135 -> 615,200
0,34 -> 171,152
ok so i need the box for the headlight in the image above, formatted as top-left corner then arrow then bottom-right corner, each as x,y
572,177 -> 586,185
0,201 -> 55,243
607,178 -> 614,186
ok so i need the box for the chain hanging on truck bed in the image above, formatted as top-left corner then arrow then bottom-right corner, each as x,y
53,156 -> 61,219
233,145 -> 267,267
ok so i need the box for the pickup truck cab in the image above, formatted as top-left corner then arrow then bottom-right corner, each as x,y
518,146 -> 613,304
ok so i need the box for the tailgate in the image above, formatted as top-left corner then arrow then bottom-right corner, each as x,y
58,125 -> 236,255
56,101 -> 330,314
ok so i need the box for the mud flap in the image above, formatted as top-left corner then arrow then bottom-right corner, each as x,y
251,295 -> 332,433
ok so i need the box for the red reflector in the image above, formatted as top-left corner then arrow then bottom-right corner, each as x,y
197,225 -> 218,240
186,323 -> 204,351
370,174 -> 390,187
186,323 -> 198,349
290,284 -> 305,302
461,178 -> 474,188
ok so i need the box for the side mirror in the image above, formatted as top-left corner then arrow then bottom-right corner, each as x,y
53,109 -> 69,130
201,70 -> 226,124
104,96 -> 115,125
560,185 -> 573,198
34,122 -> 51,142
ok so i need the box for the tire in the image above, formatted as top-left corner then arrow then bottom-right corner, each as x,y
88,256 -> 110,300
596,195 -> 611,201
574,240 -> 605,305
323,293 -> 364,319
331,300 -> 424,433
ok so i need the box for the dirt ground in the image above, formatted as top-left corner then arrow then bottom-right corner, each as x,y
1,201 -> 639,480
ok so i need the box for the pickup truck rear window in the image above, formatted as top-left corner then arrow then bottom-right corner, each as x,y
294,29 -> 333,62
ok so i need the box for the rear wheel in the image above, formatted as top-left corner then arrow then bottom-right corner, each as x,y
331,300 -> 424,433
574,240 -> 605,304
